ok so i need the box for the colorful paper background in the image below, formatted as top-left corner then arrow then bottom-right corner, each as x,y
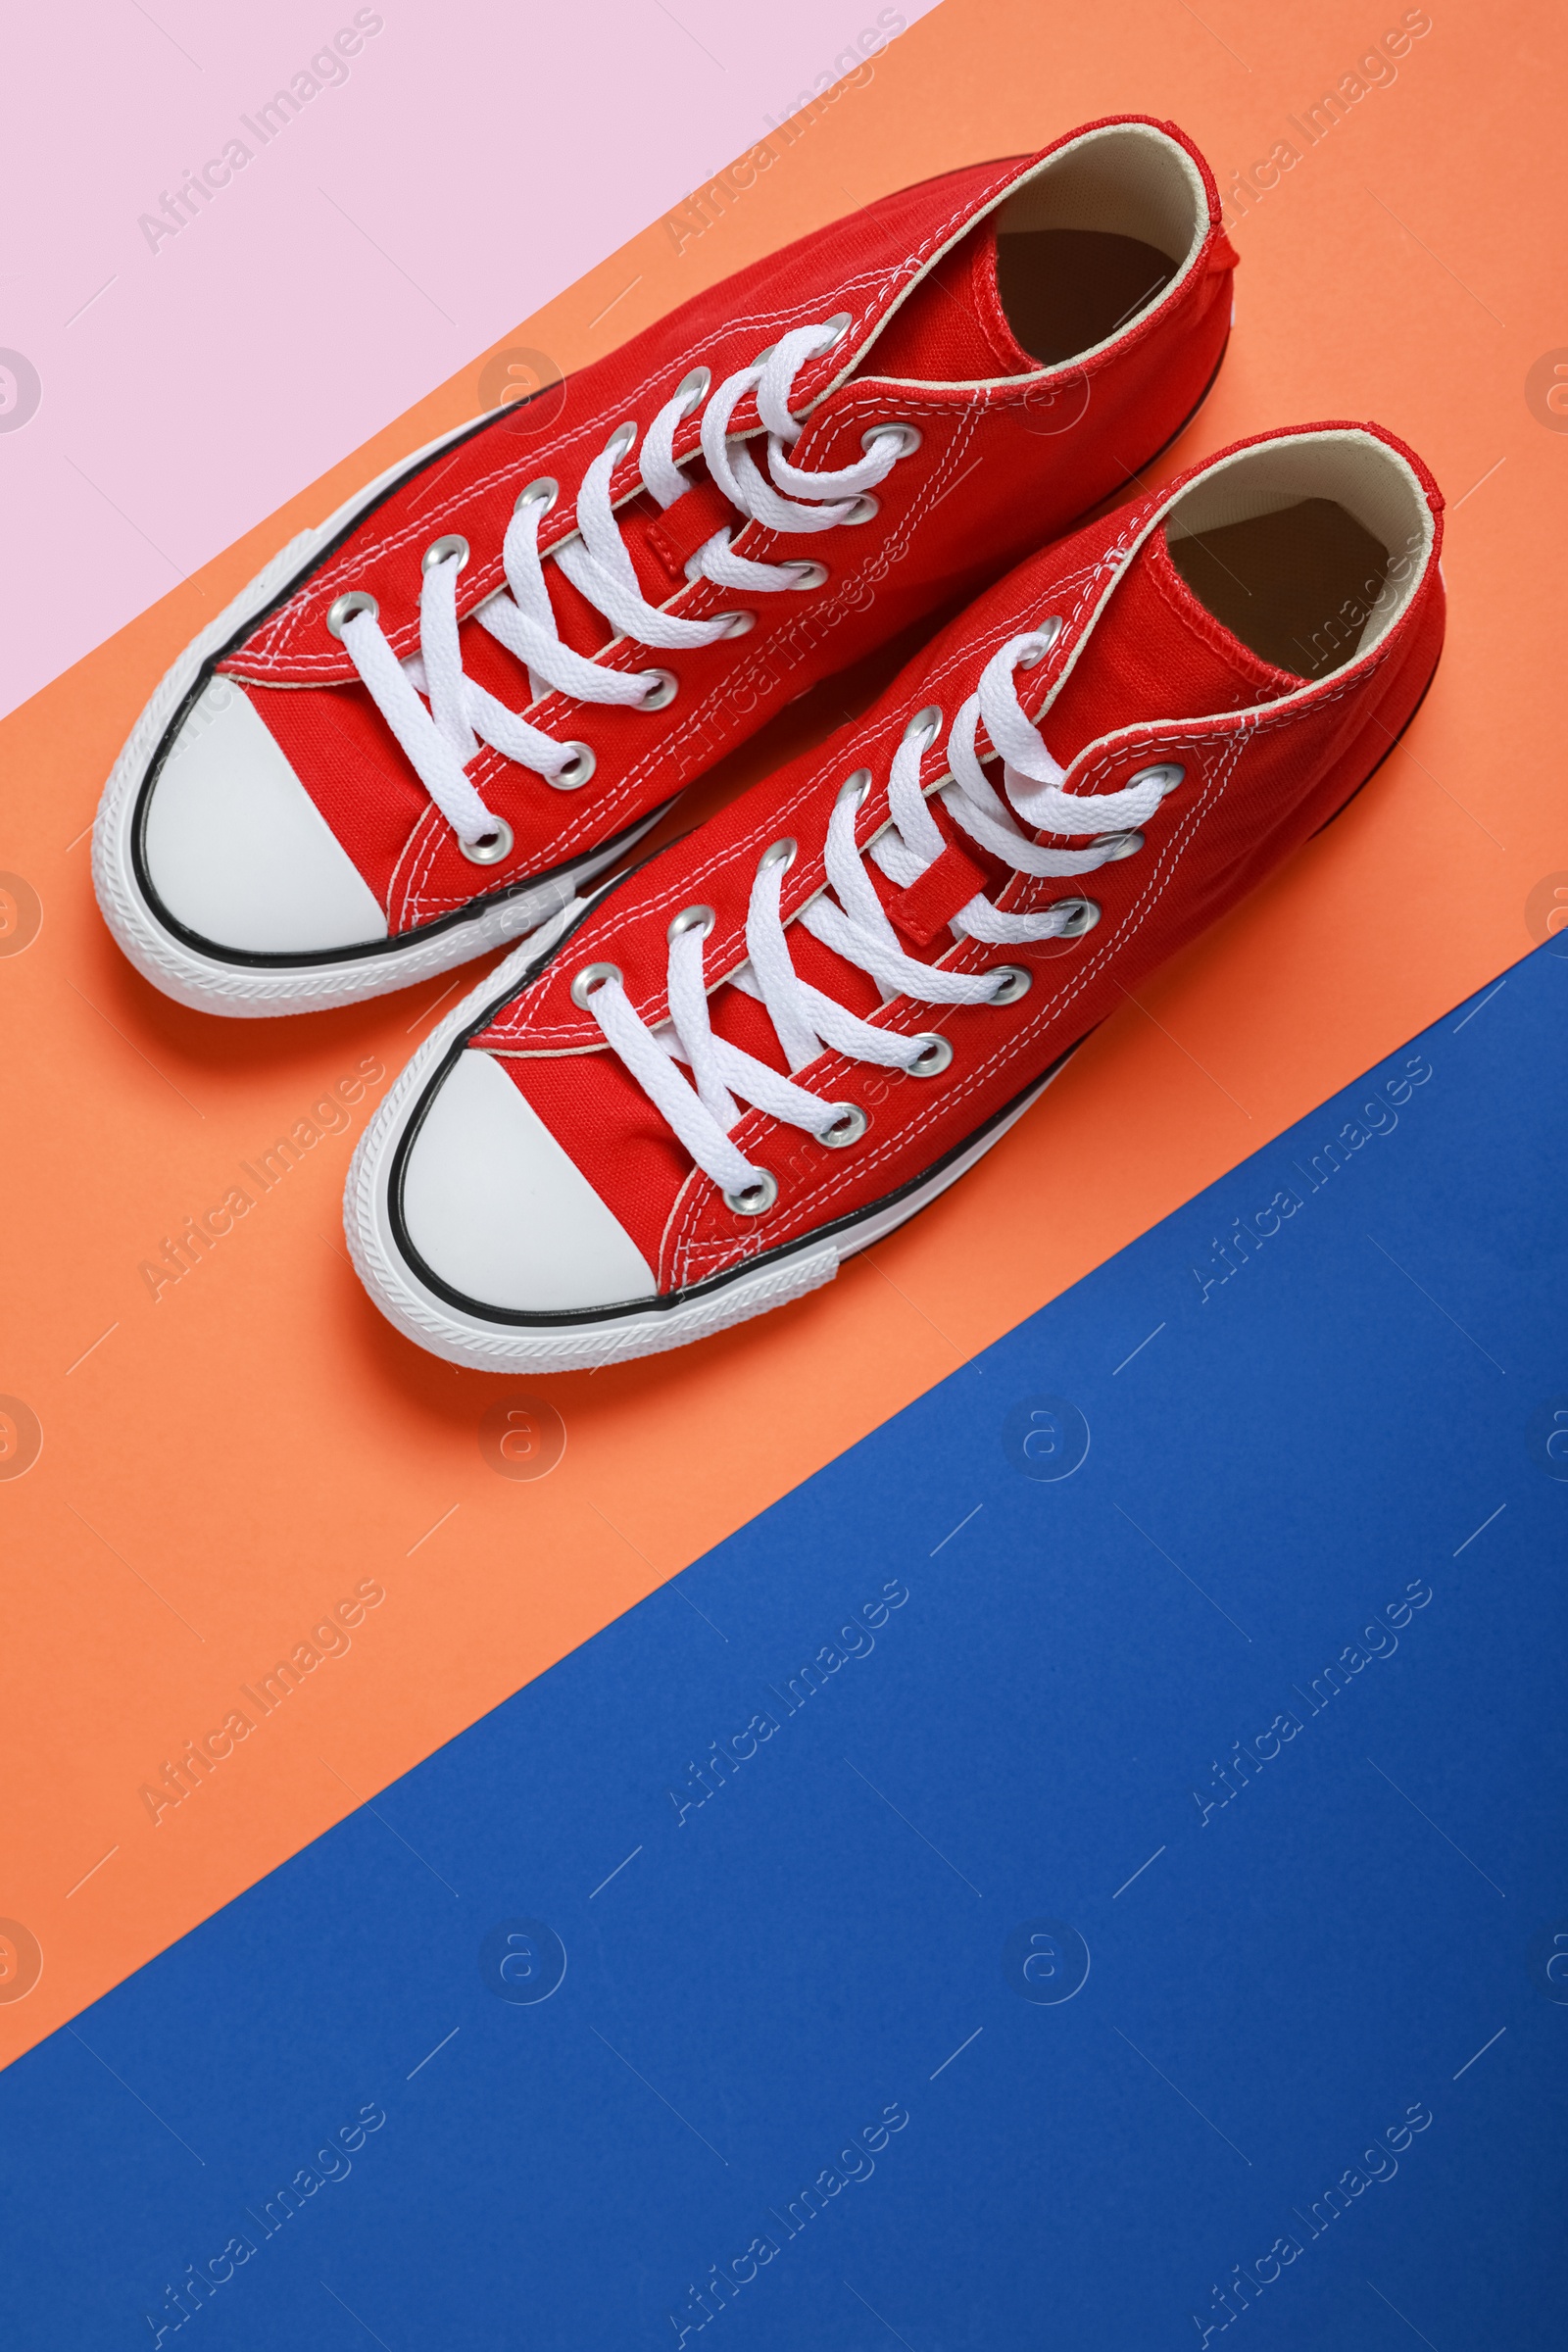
2,0 -> 1564,2077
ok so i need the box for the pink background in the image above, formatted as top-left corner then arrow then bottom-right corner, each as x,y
0,0 -> 937,720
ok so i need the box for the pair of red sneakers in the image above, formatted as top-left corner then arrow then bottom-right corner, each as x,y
95,117 -> 1445,1371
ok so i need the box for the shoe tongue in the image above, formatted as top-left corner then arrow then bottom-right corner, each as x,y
858,220 -> 1037,383
705,530 -> 1305,1075
1040,526 -> 1301,768
478,221 -> 1036,673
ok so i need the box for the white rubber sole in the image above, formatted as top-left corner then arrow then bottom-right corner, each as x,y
89,414 -> 662,1018
345,948 -> 1073,1373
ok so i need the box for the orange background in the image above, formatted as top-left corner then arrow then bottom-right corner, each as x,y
4,0 -> 1564,2066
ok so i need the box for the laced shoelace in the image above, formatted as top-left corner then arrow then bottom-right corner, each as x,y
326,319 -> 911,860
575,628 -> 1187,1211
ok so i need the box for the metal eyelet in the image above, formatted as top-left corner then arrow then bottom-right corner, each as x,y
904,705 -> 944,753
906,1034 -> 954,1078
817,313 -> 853,349
1054,898 -> 1102,939
840,493 -> 879,527
667,904 -> 715,945
758,837 -> 798,875
569,961 -> 622,1007
987,964 -> 1032,1004
837,766 -> 873,810
723,1170 -> 778,1217
606,421 -> 637,463
421,533 -> 469,574
458,817 -> 514,867
718,610 -> 757,637
861,422 -> 921,458
754,343 -> 776,368
514,476 -> 559,514
816,1103 -> 868,1149
675,366 -> 710,413
1130,762 -> 1186,797
548,743 -> 597,791
1096,829 -> 1146,861
325,590 -> 378,638
1016,616 -> 1065,668
788,561 -> 829,590
637,669 -> 679,711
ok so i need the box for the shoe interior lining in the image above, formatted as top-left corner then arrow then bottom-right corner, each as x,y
995,230 -> 1177,368
1164,432 -> 1433,678
996,124 -> 1204,258
992,126 -> 1205,370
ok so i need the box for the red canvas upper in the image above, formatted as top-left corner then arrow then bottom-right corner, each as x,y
207,120 -> 1236,939
463,423 -> 1446,1297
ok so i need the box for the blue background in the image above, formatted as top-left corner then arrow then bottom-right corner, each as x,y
4,945 -> 1564,2351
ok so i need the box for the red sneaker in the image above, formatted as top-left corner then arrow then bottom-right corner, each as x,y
346,422 -> 1445,1370
95,116 -> 1235,1016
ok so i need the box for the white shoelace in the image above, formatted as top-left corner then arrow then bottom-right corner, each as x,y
577,630 -> 1184,1207
329,320 -> 909,854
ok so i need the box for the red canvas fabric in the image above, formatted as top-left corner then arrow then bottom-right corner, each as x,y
467,423 -> 1446,1291
209,118 -> 1235,938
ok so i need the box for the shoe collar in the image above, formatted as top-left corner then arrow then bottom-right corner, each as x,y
228,119 -> 1224,685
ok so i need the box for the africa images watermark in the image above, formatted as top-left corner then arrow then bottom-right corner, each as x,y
1189,1573 -> 1434,1828
1190,2099 -> 1434,2343
137,1578 -> 387,1826
663,1574 -> 909,1825
1218,9 -> 1434,232
137,11 -> 386,254
1190,1051 -> 1434,1305
664,2097 -> 910,2344
141,2097 -> 387,2345
662,10 -> 906,256
137,1055 -> 385,1303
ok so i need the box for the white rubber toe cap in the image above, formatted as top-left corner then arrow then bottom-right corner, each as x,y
400,1048 -> 657,1311
142,678 -> 388,954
